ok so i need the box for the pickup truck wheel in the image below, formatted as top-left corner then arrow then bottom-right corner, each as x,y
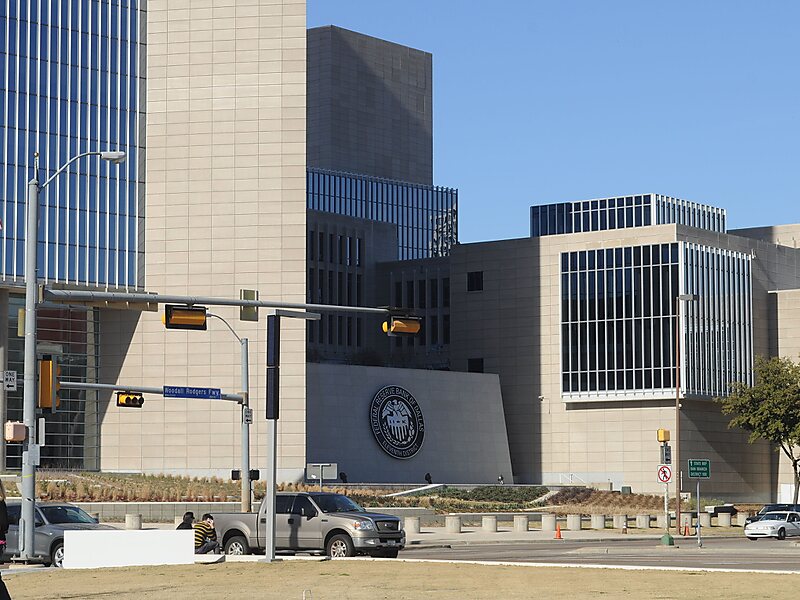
51,542 -> 65,568
224,535 -> 250,555
326,534 -> 355,558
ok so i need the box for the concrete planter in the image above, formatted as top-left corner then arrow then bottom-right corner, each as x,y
566,514 -> 582,531
590,514 -> 606,530
612,514 -> 628,529
635,515 -> 651,529
718,512 -> 732,527
541,513 -> 557,532
125,514 -> 142,530
699,512 -> 711,528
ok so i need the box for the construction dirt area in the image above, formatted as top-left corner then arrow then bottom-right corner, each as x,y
4,559 -> 798,600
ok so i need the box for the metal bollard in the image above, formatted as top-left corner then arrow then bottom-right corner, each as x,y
541,513 -> 557,532
445,515 -> 462,534
482,515 -> 498,533
125,513 -> 142,530
590,514 -> 606,530
636,515 -> 651,529
404,516 -> 421,534
513,514 -> 530,533
566,514 -> 582,531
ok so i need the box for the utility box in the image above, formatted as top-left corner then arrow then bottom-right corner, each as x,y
4,421 -> 25,442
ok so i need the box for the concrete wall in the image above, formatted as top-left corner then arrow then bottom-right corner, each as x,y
306,363 -> 512,483
775,288 -> 800,500
449,222 -> 800,499
307,26 -> 433,185
99,0 -> 308,481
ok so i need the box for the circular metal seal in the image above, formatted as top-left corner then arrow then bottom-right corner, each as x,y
369,385 -> 425,459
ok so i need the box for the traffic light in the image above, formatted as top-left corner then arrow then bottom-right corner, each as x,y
162,304 -> 207,330
382,315 -> 422,337
38,357 -> 61,411
116,391 -> 145,408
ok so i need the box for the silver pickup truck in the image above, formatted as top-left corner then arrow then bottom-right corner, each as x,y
212,492 -> 405,558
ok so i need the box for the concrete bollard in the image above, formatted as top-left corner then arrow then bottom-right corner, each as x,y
566,514 -> 582,531
590,514 -> 605,530
125,513 -> 142,530
404,516 -> 420,534
513,514 -> 530,533
699,512 -> 711,529
656,514 -> 669,529
736,511 -> 751,527
482,515 -> 497,533
612,514 -> 628,530
718,512 -> 732,527
445,515 -> 462,534
680,513 -> 692,529
541,513 -> 557,532
636,515 -> 651,529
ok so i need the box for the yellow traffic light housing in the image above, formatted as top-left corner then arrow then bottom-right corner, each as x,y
38,357 -> 61,412
382,315 -> 422,337
657,428 -> 670,442
162,304 -> 208,330
116,392 -> 145,408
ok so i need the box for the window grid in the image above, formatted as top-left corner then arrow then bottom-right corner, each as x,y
532,195 -> 726,237
307,168 -> 458,259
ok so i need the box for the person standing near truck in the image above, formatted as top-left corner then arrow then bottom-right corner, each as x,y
193,514 -> 220,554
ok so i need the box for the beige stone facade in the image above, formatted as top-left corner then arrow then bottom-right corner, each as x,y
450,223 -> 800,500
773,288 -> 800,500
99,0 -> 307,480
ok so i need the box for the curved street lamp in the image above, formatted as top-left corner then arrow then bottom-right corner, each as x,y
20,150 -> 126,561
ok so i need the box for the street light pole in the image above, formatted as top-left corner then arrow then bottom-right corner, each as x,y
20,150 -> 125,560
207,313 -> 252,513
674,292 -> 697,535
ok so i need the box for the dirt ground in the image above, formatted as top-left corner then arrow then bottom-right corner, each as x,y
4,559 -> 798,600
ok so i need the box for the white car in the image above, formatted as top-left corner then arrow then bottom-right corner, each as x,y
744,511 -> 800,540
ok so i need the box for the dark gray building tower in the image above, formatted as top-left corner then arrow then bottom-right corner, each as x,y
307,26 -> 433,185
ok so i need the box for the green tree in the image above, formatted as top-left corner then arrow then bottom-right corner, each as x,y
718,356 -> 800,503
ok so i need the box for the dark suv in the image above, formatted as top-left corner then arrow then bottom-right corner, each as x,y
745,504 -> 800,526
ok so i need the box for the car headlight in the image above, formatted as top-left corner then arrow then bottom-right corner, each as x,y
352,520 -> 374,531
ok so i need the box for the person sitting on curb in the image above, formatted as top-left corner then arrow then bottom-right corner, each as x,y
176,511 -> 195,530
194,514 -> 220,554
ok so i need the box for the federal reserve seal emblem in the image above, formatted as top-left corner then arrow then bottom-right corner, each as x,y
370,386 -> 425,459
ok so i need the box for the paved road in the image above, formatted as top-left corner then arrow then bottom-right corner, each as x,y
405,537 -> 800,571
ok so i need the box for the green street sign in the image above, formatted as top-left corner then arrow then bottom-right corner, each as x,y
688,459 -> 711,479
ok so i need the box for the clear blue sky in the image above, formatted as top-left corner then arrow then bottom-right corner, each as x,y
308,1 -> 799,243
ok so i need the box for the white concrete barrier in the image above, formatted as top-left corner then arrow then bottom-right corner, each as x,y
590,514 -> 605,530
736,511 -> 750,527
636,515 -> 651,529
656,514 -> 669,529
718,512 -> 732,527
125,514 -> 142,530
513,514 -> 529,532
445,515 -> 462,534
482,515 -> 497,533
541,513 -> 556,532
699,512 -> 712,528
63,530 -> 194,569
612,515 -> 628,529
680,513 -> 692,529
404,516 -> 420,533
566,514 -> 582,531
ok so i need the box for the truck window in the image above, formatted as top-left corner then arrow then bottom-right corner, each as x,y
276,495 -> 295,514
292,496 -> 317,518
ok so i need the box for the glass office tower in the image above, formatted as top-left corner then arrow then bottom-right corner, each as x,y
1,0 -> 144,288
307,168 -> 458,259
531,194 -> 726,238
1,0 -> 144,469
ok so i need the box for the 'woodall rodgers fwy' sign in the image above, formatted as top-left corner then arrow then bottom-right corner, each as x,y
369,385 -> 425,459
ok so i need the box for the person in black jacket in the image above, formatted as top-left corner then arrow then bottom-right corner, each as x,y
0,480 -> 12,599
176,511 -> 195,530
